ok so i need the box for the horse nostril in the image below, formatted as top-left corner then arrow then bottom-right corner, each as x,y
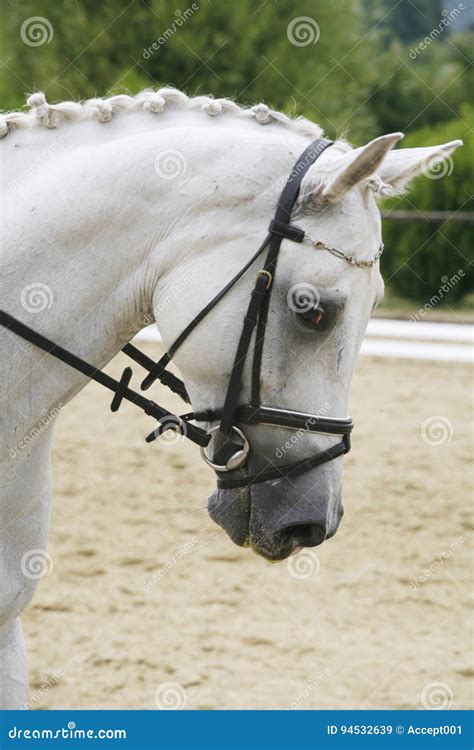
284,523 -> 326,549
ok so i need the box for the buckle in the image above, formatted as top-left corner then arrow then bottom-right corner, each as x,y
257,270 -> 273,289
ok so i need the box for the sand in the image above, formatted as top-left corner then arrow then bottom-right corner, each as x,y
23,346 -> 472,709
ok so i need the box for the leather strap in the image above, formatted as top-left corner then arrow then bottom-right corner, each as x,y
268,220 -> 305,242
0,310 -> 210,448
187,405 -> 353,437
0,137 -> 352,487
217,435 -> 350,489
139,233 -> 272,390
208,137 -> 334,465
251,139 -> 334,408
123,344 -> 190,403
218,272 -> 270,439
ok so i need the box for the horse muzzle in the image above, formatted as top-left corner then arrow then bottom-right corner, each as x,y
207,461 -> 344,561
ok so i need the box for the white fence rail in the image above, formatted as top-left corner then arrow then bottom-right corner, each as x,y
135,319 -> 473,364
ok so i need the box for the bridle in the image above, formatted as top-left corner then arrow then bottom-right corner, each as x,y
1,138 -> 383,489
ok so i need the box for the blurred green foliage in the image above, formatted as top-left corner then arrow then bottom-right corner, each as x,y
1,0 -> 472,302
381,107 -> 473,304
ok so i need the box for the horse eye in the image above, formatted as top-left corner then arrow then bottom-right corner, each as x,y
298,306 -> 325,327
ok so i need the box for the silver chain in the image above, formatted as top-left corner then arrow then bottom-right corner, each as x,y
303,235 -> 384,268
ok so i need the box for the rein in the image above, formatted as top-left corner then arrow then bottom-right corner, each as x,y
1,137 -> 383,489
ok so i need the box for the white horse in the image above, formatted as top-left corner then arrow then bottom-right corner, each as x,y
0,88 -> 461,708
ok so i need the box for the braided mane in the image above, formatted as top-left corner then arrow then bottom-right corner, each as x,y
0,88 -> 323,141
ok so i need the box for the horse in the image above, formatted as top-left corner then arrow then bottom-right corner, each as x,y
0,88 -> 461,708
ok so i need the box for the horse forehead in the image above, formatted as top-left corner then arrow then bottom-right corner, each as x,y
328,187 -> 380,230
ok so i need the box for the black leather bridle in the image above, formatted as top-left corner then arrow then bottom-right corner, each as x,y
1,137 -> 384,489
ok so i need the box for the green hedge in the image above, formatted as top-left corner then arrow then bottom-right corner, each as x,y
380,107 -> 473,304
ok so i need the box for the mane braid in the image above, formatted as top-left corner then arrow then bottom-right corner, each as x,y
0,88 -> 323,141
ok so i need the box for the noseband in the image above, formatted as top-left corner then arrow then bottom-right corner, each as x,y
1,138 -> 383,489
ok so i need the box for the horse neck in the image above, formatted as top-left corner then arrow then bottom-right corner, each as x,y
7,115 -> 304,325
2,115 -> 308,444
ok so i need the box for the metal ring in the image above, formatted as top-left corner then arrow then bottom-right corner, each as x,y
200,426 -> 250,472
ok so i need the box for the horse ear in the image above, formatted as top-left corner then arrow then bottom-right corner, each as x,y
377,140 -> 463,195
318,133 -> 404,204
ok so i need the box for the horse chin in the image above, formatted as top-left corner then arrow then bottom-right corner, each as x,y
207,486 -> 252,548
207,465 -> 343,561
